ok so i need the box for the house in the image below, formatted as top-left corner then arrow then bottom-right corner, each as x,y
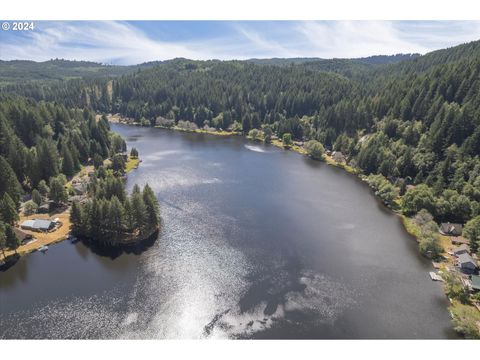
453,244 -> 470,257
458,253 -> 478,273
13,228 -> 34,245
72,181 -> 88,195
20,219 -> 55,232
471,275 -> 480,291
37,203 -> 50,214
68,195 -> 88,204
332,151 -> 346,163
451,236 -> 469,245
439,222 -> 463,236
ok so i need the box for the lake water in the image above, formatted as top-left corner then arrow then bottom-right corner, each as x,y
0,124 -> 456,339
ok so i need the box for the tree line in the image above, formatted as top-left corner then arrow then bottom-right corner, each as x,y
2,40 -> 480,253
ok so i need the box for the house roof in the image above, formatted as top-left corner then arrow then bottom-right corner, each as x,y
440,223 -> 463,235
458,253 -> 477,267
454,244 -> 470,253
472,275 -> 480,290
33,219 -> 54,229
21,219 -> 36,228
21,219 -> 54,230
13,227 -> 32,241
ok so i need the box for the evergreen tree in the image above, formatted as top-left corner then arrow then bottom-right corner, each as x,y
463,215 -> 480,254
37,180 -> 49,196
32,189 -> 42,206
131,188 -> 147,230
93,153 -> 104,169
0,193 -> 19,225
142,184 -> 160,228
61,146 -> 75,177
49,177 -> 68,206
23,200 -> 38,216
5,224 -> 20,254
107,196 -> 125,237
70,201 -> 84,237
0,155 -> 22,204
123,198 -> 135,232
130,147 -> 139,159
282,133 -> 293,148
0,222 -> 6,258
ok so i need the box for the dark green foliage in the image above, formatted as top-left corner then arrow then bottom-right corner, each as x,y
37,180 -> 49,196
2,39 -> 480,230
23,200 -> 38,216
70,201 -> 84,237
282,133 -> 292,148
0,193 -> 19,225
142,184 -> 160,228
49,177 -> 68,206
131,184 -> 147,230
304,140 -> 325,160
110,154 -> 126,174
463,215 -> 480,253
93,153 -> 104,169
70,172 -> 159,244
403,184 -> 436,216
32,189 -> 42,206
365,174 -> 399,207
5,224 -> 20,254
0,94 -> 115,205
0,222 -> 6,257
61,146 -> 75,177
130,147 -> 139,159
0,155 -> 22,204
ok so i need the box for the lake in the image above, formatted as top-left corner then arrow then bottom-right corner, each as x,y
0,124 -> 456,339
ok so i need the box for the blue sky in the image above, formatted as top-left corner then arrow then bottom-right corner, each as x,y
1,21 -> 480,64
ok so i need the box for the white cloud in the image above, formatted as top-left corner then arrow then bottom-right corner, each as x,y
1,21 -> 479,64
1,21 -> 218,64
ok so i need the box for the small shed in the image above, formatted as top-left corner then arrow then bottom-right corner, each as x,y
439,223 -> 463,236
13,228 -> 34,245
458,253 -> 478,273
471,275 -> 480,291
37,203 -> 50,214
72,181 -> 88,195
453,244 -> 470,257
332,151 -> 346,163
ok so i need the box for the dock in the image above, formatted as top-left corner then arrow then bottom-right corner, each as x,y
429,271 -> 444,282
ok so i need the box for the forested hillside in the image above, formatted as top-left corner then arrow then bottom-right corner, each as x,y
2,40 -> 480,250
0,94 -> 118,202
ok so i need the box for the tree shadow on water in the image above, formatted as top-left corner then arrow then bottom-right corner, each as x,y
80,229 -> 159,260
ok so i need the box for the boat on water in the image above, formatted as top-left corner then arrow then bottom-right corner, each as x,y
38,245 -> 49,253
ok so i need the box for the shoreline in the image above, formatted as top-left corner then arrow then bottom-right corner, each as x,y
1,155 -> 143,265
114,120 -> 479,338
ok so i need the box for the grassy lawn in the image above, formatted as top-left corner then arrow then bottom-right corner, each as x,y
125,156 -> 140,173
1,210 -> 71,261
450,301 -> 480,339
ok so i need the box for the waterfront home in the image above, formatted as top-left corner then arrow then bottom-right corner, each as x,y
332,151 -> 346,163
453,244 -> 470,256
439,222 -> 463,236
20,219 -> 55,232
458,253 -> 478,274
